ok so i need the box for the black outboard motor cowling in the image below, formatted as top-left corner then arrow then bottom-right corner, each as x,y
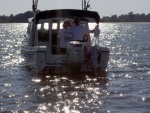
67,41 -> 84,72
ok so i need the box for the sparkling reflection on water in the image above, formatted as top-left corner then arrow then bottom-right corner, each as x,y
0,23 -> 150,113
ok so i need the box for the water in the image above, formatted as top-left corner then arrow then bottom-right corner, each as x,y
0,23 -> 150,113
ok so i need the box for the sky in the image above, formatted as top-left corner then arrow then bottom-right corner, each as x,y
0,0 -> 150,17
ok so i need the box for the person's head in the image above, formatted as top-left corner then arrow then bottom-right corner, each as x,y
63,19 -> 71,29
74,17 -> 80,26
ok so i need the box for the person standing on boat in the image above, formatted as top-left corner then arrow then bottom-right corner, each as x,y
57,19 -> 73,53
70,17 -> 95,51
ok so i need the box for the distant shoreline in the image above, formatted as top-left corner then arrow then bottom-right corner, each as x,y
0,11 -> 150,23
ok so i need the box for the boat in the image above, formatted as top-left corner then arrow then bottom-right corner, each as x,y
21,0 -> 109,75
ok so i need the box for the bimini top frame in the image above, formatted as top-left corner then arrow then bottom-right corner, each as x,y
35,9 -> 100,24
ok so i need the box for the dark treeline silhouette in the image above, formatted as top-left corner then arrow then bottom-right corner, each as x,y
101,12 -> 150,22
0,11 -> 33,23
0,11 -> 150,23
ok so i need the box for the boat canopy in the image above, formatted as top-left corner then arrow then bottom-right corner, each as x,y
35,9 -> 100,24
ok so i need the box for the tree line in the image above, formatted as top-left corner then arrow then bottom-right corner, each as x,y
0,11 -> 33,23
101,12 -> 150,22
0,11 -> 150,23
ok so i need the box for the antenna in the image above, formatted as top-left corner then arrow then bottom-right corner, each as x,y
82,0 -> 83,10
32,0 -> 38,16
82,0 -> 91,10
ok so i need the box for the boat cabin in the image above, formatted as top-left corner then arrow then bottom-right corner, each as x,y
27,9 -> 100,55
22,9 -> 110,73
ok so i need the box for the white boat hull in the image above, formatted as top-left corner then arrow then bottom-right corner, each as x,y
21,44 -> 109,74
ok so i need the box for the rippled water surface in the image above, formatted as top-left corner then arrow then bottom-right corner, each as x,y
1,23 -> 150,113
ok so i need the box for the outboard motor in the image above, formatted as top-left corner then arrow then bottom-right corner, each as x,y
67,41 -> 84,72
